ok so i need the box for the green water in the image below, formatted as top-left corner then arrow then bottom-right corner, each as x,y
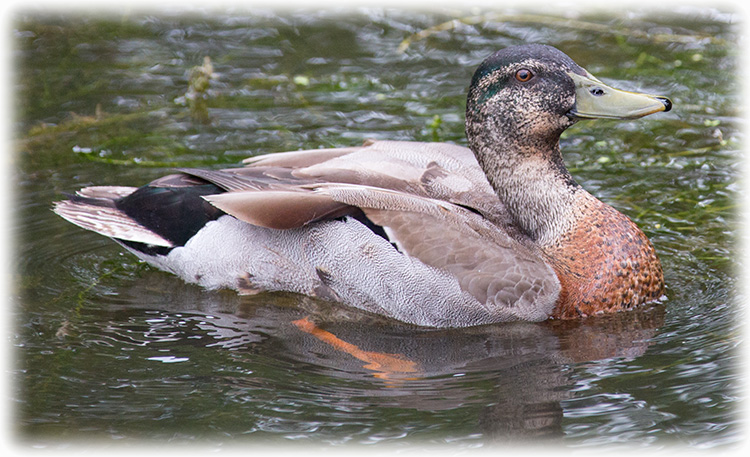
12,7 -> 741,450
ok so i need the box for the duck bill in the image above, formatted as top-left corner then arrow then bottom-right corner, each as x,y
568,71 -> 672,120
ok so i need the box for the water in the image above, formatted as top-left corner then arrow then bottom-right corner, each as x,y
11,7 -> 742,450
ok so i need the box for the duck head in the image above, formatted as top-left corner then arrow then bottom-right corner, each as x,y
465,44 -> 671,163
465,44 -> 671,243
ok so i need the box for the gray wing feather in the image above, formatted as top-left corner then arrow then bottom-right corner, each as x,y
203,190 -> 354,230
202,181 -> 559,321
355,198 -> 559,322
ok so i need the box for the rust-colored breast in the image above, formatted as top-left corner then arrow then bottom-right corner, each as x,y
543,196 -> 664,319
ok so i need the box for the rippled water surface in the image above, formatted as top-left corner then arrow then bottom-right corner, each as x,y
12,6 -> 742,450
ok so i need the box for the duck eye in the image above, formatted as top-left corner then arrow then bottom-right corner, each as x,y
515,68 -> 534,82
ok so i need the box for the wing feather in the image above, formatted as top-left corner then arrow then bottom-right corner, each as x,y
203,190 -> 354,230
199,180 -> 559,320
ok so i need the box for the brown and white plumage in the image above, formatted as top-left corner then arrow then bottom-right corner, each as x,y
54,45 -> 671,327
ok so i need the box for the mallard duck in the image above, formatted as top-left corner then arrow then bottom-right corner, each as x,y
54,44 -> 671,328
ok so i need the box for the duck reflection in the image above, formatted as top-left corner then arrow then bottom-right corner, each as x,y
107,273 -> 665,441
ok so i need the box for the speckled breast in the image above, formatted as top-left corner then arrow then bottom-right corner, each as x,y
543,195 -> 665,319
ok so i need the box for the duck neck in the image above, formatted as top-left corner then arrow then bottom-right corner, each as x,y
471,138 -> 582,246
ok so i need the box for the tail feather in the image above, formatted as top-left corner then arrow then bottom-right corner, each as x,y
53,189 -> 173,248
76,185 -> 139,200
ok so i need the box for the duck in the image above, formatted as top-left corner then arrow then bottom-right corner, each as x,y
54,44 -> 672,328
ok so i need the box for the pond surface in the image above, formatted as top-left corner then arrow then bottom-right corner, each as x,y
11,6 -> 742,450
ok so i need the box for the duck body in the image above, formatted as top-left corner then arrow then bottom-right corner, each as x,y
54,45 -> 670,328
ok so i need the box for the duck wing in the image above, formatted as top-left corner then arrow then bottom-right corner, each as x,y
203,182 -> 559,322
181,139 -> 506,223
243,140 -> 494,200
